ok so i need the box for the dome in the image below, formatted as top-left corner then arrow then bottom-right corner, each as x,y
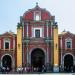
23,3 -> 51,21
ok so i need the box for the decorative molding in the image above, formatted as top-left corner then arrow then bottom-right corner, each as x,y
32,27 -> 43,38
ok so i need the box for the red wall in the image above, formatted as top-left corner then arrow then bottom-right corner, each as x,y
0,34 -> 16,50
58,32 -> 75,57
23,7 -> 50,21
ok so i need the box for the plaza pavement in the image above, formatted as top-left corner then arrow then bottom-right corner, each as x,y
0,73 -> 74,75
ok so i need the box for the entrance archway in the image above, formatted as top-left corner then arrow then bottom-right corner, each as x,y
64,54 -> 73,72
31,48 -> 45,71
2,55 -> 12,71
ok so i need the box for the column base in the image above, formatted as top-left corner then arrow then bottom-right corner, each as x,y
53,65 -> 59,72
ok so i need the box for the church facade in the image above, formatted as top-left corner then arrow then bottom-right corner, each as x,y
0,4 -> 75,72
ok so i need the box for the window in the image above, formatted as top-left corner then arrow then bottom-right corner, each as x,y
66,42 -> 71,48
4,40 -> 10,50
35,29 -> 40,38
32,28 -> 43,38
34,11 -> 41,21
35,14 -> 40,21
5,42 -> 9,49
65,38 -> 72,49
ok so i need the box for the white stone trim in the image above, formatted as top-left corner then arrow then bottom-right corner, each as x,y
34,11 -> 41,21
26,23 -> 28,37
47,44 -> 49,63
47,23 -> 48,37
35,14 -> 40,21
32,27 -> 43,38
43,25 -> 44,37
51,21 -> 53,38
60,36 -> 63,65
65,38 -> 72,50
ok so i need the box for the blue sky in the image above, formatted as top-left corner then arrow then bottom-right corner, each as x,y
0,0 -> 75,34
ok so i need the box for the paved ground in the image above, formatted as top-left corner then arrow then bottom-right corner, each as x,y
27,74 -> 74,75
0,73 -> 74,75
0,72 -> 75,75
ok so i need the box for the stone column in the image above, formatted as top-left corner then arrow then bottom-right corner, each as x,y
53,24 -> 59,72
50,21 -> 53,68
27,23 -> 28,37
47,43 -> 49,63
26,23 -> 29,66
12,57 -> 15,72
26,42 -> 29,66
17,23 -> 22,68
22,21 -> 24,67
13,37 -> 15,50
60,36 -> 63,70
13,37 -> 15,71
47,21 -> 49,38
74,59 -> 75,65
46,21 -> 49,63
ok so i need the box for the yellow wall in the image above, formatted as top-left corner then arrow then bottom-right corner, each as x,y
53,26 -> 59,66
17,26 -> 22,68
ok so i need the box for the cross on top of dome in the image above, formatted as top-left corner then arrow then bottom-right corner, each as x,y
36,2 -> 38,6
35,2 -> 39,8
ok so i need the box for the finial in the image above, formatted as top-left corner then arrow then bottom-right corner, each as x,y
36,2 -> 38,6
63,29 -> 66,32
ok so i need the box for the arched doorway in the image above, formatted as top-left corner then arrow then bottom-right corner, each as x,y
64,54 -> 73,72
31,48 -> 45,72
2,55 -> 12,71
